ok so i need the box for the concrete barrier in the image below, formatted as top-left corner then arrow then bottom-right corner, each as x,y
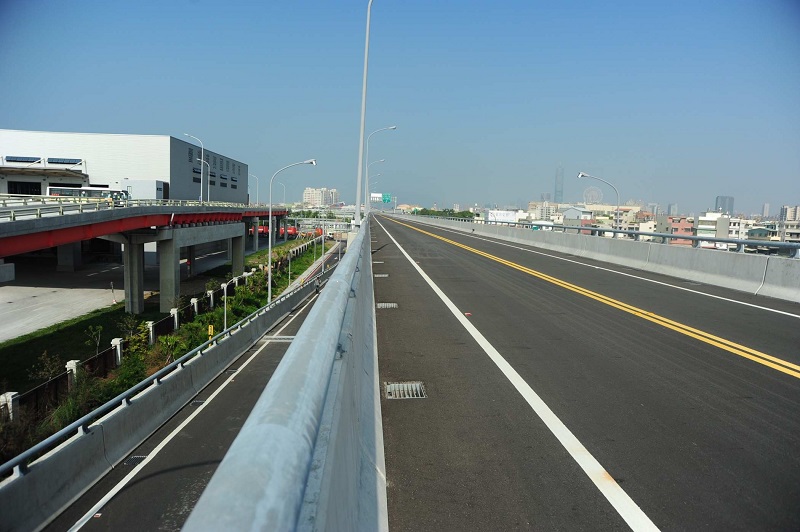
0,426 -> 109,532
758,256 -> 800,302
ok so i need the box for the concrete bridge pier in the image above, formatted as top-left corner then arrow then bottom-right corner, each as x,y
158,238 -> 181,312
122,241 -> 145,314
232,235 -> 244,276
57,242 -> 83,272
251,217 -> 259,252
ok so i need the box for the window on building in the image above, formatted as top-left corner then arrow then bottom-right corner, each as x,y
188,148 -> 193,163
231,184 -> 237,189
226,160 -> 230,171
213,156 -> 217,169
210,180 -> 216,186
193,177 -> 201,183
221,183 -> 227,188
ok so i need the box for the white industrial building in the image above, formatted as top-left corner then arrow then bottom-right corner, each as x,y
0,129 -> 249,203
302,187 -> 339,208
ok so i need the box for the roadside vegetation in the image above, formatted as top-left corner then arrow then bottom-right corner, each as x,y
0,239 -> 333,464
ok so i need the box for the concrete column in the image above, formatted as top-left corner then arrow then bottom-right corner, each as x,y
1,392 -> 19,422
66,360 -> 79,392
57,242 -> 83,272
251,217 -> 259,251
111,338 -> 123,366
123,241 -> 145,314
0,259 -> 15,283
232,235 -> 244,277
191,297 -> 199,316
207,290 -> 215,309
146,321 -> 155,345
187,245 -> 196,277
170,308 -> 179,330
158,238 -> 181,313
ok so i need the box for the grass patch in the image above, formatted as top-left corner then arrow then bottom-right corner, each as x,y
0,302 -> 166,394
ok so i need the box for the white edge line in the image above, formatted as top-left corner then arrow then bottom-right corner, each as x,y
375,217 -> 660,532
403,217 -> 800,320
68,295 -> 318,531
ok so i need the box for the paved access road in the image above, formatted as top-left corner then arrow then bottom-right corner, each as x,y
44,293 -> 319,532
372,215 -> 800,531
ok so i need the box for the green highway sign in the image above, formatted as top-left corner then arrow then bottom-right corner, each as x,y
382,193 -> 391,203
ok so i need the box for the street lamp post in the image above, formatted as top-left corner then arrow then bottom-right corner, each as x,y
577,172 -> 621,238
355,0 -> 376,227
276,181 -> 286,205
362,127 -> 396,221
268,159 -> 316,303
365,159 -> 385,216
249,173 -> 260,206
198,159 -> 210,203
184,133 -> 204,201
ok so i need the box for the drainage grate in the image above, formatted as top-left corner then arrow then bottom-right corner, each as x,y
385,382 -> 427,399
376,302 -> 398,309
191,400 -> 206,406
374,274 -> 389,278
123,455 -> 148,466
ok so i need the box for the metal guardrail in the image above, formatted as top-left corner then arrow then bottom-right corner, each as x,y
0,194 -> 291,222
184,223 -> 381,531
418,215 -> 800,258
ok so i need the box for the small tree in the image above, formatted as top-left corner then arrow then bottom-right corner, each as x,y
28,350 -> 64,382
84,325 -> 103,357
117,313 -> 139,339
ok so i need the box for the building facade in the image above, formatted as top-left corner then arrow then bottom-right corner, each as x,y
0,129 -> 248,203
715,195 -> 735,215
302,187 -> 339,208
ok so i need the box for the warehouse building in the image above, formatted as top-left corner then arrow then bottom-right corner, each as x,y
0,129 -> 249,203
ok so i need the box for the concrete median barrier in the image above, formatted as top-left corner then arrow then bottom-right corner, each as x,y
758,256 -> 800,302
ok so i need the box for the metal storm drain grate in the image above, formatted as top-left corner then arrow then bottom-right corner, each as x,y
374,274 -> 389,278
123,455 -> 148,466
385,382 -> 427,399
376,302 -> 398,309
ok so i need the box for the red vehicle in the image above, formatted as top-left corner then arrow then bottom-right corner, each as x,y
248,225 -> 268,235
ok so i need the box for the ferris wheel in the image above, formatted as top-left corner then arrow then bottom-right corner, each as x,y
583,186 -> 603,204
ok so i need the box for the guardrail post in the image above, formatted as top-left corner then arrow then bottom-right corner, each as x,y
146,321 -> 155,345
0,392 -> 19,422
191,297 -> 199,316
207,290 -> 215,309
170,308 -> 179,330
66,360 -> 80,392
111,338 -> 123,366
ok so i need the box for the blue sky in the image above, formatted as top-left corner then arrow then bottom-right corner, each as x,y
1,0 -> 798,216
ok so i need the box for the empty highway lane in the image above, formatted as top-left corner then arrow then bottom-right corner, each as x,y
373,215 -> 800,531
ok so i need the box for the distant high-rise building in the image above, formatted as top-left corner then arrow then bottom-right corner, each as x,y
762,203 -> 770,218
647,202 -> 659,215
302,187 -> 339,207
780,205 -> 799,221
554,166 -> 564,203
715,195 -> 734,214
667,203 -> 678,216
453,203 -> 460,212
541,192 -> 551,202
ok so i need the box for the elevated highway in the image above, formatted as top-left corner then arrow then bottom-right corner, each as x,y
2,214 -> 799,530
0,196 -> 289,312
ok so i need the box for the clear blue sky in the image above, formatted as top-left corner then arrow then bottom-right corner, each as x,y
1,0 -> 798,216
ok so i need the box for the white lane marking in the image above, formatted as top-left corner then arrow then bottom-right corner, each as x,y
68,295 -> 318,531
404,218 -> 800,320
376,217 -> 659,531
87,273 -> 99,277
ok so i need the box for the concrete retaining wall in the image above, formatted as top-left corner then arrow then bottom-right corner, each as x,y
400,216 -> 800,303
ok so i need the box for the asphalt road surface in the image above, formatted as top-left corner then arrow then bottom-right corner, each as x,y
372,215 -> 800,531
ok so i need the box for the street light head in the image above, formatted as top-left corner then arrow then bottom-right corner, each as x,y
389,126 -> 397,130
577,172 -> 587,179
305,159 -> 317,166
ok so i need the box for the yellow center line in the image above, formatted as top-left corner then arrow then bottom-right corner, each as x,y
387,217 -> 800,380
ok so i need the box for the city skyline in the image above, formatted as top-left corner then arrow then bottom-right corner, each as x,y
1,1 -> 798,215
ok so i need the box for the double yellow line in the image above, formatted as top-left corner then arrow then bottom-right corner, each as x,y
388,218 -> 800,380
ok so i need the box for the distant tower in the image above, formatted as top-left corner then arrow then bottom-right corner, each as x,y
762,203 -> 770,218
715,195 -> 734,215
541,192 -> 551,202
667,203 -> 678,216
554,166 -> 564,203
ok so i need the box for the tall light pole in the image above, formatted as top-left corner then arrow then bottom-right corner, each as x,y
198,159 -> 210,203
249,173 -> 260,205
269,159 -> 316,303
184,133 -> 204,201
578,172 -> 620,238
365,158 -> 385,217
276,181 -> 286,205
363,126 -> 396,221
355,0 -> 375,227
